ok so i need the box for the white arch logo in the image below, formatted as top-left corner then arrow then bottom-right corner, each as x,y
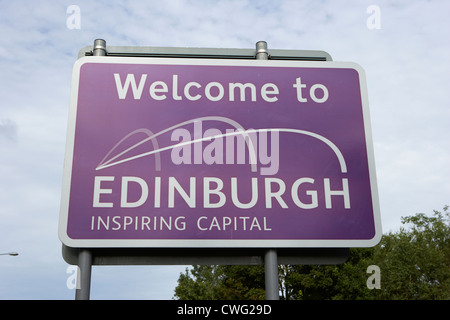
96,116 -> 347,175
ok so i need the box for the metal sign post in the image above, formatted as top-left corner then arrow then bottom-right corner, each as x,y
255,41 -> 279,300
74,39 -> 107,300
61,39 -> 381,300
75,249 -> 92,300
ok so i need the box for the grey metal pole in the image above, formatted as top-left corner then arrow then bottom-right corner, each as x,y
264,249 -> 279,300
75,249 -> 92,300
255,41 -> 279,300
93,39 -> 107,56
255,40 -> 269,60
74,39 -> 106,301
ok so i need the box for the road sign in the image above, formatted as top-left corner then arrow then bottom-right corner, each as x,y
59,56 -> 381,248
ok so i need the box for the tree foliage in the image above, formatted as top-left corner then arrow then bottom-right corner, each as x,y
174,206 -> 450,300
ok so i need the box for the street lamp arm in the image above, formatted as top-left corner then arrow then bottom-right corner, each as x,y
0,252 -> 19,256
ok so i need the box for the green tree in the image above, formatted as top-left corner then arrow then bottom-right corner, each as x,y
371,206 -> 450,299
219,265 -> 266,300
331,247 -> 376,299
174,207 -> 450,300
174,265 -> 266,300
173,265 -> 222,300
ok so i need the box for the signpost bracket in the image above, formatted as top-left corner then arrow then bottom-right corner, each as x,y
77,39 -> 333,61
62,245 -> 349,266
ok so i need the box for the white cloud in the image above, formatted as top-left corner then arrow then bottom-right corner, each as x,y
0,0 -> 449,299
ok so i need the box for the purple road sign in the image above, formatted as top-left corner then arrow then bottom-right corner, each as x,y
59,57 -> 381,248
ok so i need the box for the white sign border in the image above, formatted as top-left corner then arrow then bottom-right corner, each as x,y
58,57 -> 382,248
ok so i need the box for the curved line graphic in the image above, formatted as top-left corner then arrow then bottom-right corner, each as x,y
273,128 -> 347,173
96,120 -> 347,174
96,116 -> 258,172
97,128 -> 161,171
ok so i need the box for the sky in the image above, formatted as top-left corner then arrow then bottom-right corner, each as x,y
0,0 -> 449,300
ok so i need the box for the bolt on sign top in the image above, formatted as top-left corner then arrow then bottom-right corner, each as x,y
59,56 -> 381,248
